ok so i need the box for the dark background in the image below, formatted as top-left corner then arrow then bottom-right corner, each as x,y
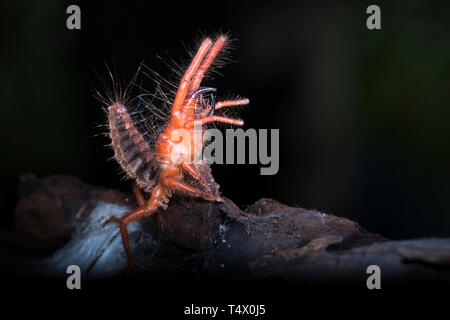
1,0 -> 449,240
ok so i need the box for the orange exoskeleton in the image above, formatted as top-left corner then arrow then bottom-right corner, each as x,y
104,35 -> 249,267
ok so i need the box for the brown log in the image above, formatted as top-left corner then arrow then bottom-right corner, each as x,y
1,174 -> 449,285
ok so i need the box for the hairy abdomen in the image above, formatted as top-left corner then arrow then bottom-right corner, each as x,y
108,103 -> 158,193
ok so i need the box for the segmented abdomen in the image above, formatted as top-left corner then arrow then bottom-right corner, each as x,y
108,103 -> 158,193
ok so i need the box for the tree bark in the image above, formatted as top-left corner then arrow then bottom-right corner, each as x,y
1,174 -> 449,284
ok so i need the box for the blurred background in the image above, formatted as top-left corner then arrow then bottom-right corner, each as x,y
0,0 -> 449,240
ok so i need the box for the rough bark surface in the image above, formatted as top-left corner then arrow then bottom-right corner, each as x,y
1,174 -> 449,284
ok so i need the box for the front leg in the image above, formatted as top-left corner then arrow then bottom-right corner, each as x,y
198,99 -> 250,118
163,176 -> 222,202
190,115 -> 244,127
132,181 -> 146,207
102,181 -> 146,227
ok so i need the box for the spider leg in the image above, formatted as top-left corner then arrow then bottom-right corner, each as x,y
181,36 -> 227,122
190,115 -> 244,127
132,181 -> 146,207
199,98 -> 250,118
215,99 -> 250,111
163,176 -> 221,202
120,184 -> 164,268
182,161 -> 213,193
170,39 -> 212,122
188,36 -> 227,93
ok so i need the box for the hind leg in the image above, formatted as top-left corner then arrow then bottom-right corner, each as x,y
120,184 -> 164,268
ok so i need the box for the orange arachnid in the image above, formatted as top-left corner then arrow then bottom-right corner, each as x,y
105,35 -> 249,266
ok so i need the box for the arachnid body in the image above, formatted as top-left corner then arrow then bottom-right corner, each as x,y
104,35 -> 249,266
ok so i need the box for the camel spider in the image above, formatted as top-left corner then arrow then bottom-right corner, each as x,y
106,35 -> 249,266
